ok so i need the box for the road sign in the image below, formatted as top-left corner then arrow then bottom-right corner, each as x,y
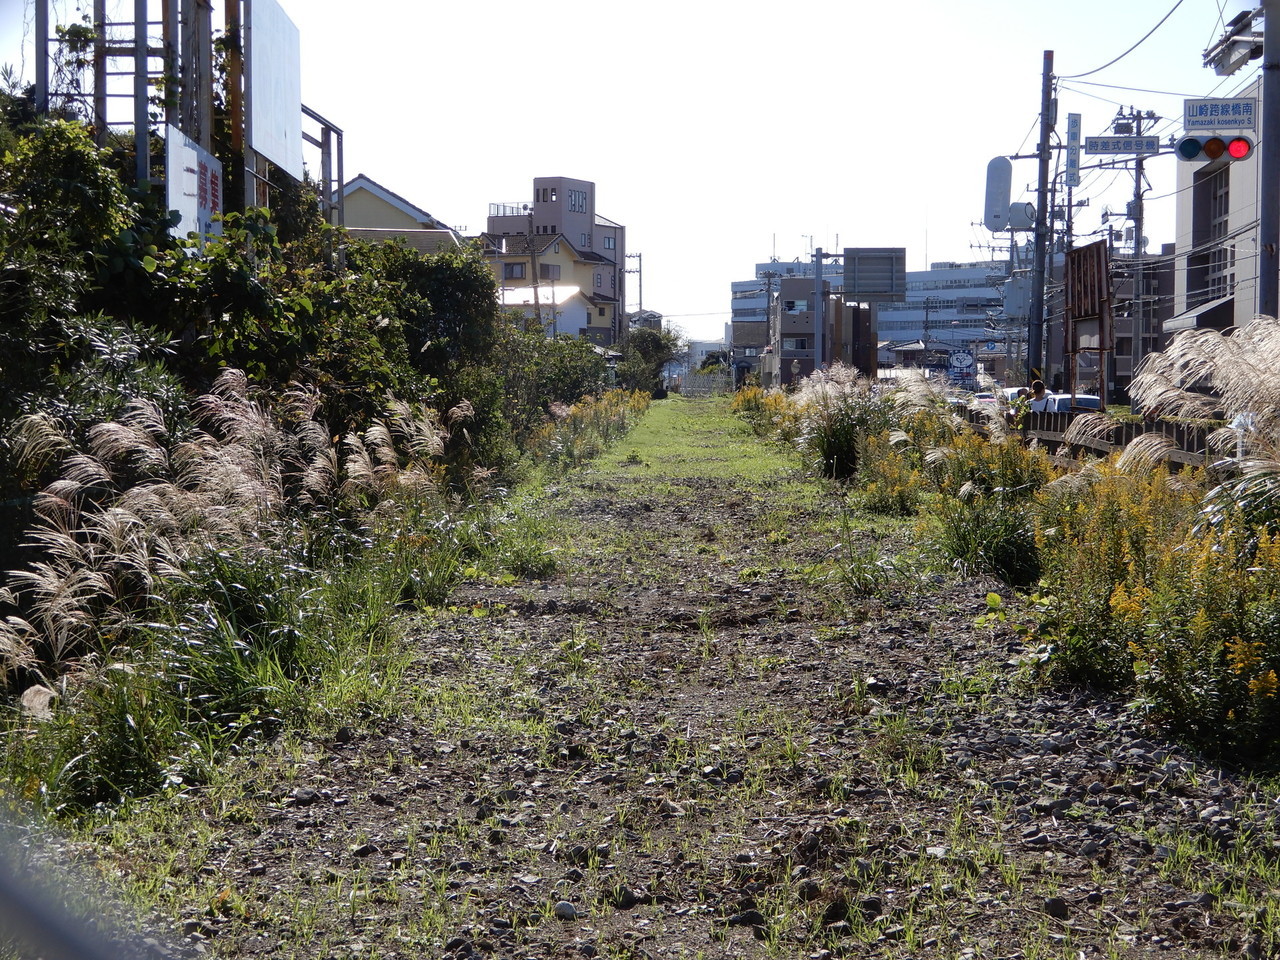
1065,113 -> 1081,187
1084,136 -> 1160,155
1183,97 -> 1257,131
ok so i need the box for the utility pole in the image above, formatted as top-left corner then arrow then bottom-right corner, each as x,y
813,248 -> 824,373
524,207 -> 544,329
1126,109 -> 1155,399
1263,0 -> 1280,318
811,248 -> 842,373
1029,50 -> 1055,383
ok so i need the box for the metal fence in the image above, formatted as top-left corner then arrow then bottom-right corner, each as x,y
679,371 -> 735,397
962,407 -> 1214,466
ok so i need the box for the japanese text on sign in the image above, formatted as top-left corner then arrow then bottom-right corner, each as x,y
1183,98 -> 1257,131
1065,113 -> 1081,187
1084,137 -> 1160,155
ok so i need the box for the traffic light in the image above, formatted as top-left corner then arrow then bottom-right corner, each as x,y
1175,134 -> 1254,162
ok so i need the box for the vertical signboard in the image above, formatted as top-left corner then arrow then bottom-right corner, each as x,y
1064,239 -> 1111,404
1065,113 -> 1081,187
246,0 -> 303,181
166,124 -> 224,242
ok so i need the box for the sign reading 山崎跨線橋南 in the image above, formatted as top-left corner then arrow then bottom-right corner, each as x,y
1184,98 -> 1257,132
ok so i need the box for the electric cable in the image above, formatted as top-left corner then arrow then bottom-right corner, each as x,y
1060,0 -> 1188,79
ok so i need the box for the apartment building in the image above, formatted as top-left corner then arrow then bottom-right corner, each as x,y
484,177 -> 625,345
731,256 -> 1001,382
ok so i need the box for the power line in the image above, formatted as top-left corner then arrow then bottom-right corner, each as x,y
1059,0 -> 1188,80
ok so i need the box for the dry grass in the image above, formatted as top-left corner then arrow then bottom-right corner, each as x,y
0,369 -> 464,682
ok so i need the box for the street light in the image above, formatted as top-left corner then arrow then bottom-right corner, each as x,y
790,358 -> 801,384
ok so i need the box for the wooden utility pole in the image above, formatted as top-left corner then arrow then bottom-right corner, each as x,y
1029,50 -> 1055,383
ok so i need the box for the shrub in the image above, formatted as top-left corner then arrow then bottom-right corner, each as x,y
793,365 -> 894,480
855,434 -> 922,517
927,493 -> 1040,587
524,390 -> 650,472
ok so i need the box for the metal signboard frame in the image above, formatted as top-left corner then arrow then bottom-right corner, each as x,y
1064,240 -> 1112,407
842,247 -> 906,303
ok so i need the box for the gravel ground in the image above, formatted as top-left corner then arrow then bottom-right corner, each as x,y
28,398 -> 1280,960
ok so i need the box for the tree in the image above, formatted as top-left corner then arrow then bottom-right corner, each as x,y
616,327 -> 683,395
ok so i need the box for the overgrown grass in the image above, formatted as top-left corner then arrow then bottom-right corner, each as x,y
0,374 -> 650,814
739,368 -> 1280,762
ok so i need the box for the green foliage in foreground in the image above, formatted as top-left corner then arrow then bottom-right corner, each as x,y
743,368 -> 1280,765
0,377 -> 644,814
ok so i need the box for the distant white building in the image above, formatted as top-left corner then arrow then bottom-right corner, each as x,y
729,256 -> 1009,376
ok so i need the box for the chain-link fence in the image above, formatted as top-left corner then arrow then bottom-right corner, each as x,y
680,371 -> 734,397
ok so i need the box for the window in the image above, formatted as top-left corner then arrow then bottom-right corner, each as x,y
581,233 -> 589,246
743,347 -> 760,357
610,272 -> 615,290
598,307 -> 606,316
595,273 -> 602,288
603,236 -> 615,250
784,299 -> 808,313
782,337 -> 808,351
568,188 -> 588,212
503,262 -> 525,280
539,263 -> 561,280
550,188 -> 557,201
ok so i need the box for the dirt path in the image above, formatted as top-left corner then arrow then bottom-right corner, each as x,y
86,397 -> 1280,959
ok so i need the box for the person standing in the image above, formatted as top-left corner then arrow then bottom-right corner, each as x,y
1028,379 -> 1049,413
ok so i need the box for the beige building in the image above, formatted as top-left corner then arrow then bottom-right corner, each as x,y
479,232 -> 611,341
339,174 -> 462,255
485,177 -> 625,345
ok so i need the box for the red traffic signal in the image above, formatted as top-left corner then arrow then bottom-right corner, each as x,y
1176,134 -> 1254,162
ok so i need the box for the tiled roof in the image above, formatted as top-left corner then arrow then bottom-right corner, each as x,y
480,232 -> 561,256
347,228 -> 460,255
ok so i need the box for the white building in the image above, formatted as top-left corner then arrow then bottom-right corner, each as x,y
1171,75 -> 1263,336
729,256 -> 1008,375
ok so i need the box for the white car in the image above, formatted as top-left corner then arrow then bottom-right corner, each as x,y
1040,393 -> 1102,413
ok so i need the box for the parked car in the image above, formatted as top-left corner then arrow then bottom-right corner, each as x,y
1040,393 -> 1102,413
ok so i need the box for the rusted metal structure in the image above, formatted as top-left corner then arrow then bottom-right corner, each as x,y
1063,240 -> 1112,409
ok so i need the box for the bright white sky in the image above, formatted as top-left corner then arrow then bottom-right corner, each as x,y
0,0 -> 1264,341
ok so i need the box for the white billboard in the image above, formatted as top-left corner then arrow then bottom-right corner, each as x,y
246,0 -> 303,181
166,124 -> 224,242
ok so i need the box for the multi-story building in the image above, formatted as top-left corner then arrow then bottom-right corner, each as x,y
1170,76 -> 1262,340
483,177 -> 625,346
731,256 -> 1006,383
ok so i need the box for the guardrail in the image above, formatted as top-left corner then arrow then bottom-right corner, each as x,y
962,407 -> 1215,466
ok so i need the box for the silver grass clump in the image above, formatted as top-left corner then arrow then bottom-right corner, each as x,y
1130,316 -> 1280,527
888,369 -> 968,436
1115,433 -> 1179,473
1,369 -> 461,679
1130,316 -> 1280,427
340,400 -> 452,504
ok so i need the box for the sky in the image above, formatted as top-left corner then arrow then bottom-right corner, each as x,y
0,0 -> 1265,342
